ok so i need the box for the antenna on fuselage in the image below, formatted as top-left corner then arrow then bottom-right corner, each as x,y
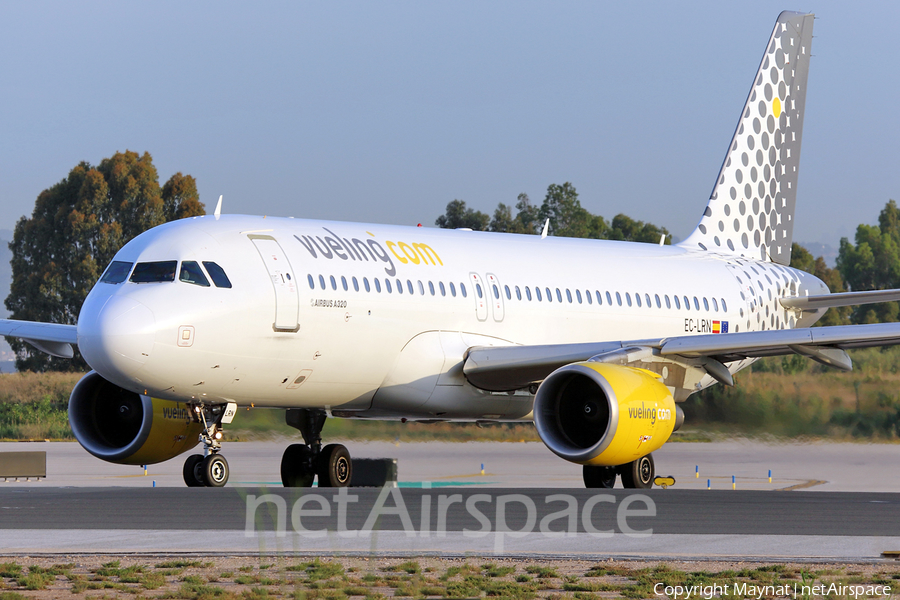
540,218 -> 549,239
214,195 -> 223,220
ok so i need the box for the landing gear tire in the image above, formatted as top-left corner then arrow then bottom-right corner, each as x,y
583,465 -> 617,488
183,454 -> 205,487
620,453 -> 655,489
203,454 -> 229,487
316,443 -> 352,487
281,443 -> 315,487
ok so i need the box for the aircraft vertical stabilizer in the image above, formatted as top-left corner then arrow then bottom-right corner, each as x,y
680,11 -> 814,265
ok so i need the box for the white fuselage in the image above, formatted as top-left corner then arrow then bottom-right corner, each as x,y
76,214 -> 828,420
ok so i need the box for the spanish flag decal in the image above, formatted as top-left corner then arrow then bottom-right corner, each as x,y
712,321 -> 729,334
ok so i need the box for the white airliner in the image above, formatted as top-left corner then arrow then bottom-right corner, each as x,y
4,11 -> 900,489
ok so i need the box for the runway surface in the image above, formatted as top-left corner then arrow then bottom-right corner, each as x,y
1,440 -> 899,558
1,439 -> 898,491
1,487 -> 898,559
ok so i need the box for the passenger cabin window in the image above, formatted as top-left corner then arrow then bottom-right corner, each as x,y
525,287 -> 532,301
100,261 -> 133,284
203,262 -> 232,288
460,283 -> 467,297
450,282 -> 456,297
319,275 -> 326,290
180,261 -> 210,287
352,277 -> 359,292
307,274 -> 315,289
130,261 -> 177,283
536,287 -> 542,301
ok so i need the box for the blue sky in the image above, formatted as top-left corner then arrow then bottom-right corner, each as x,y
1,1 -> 897,247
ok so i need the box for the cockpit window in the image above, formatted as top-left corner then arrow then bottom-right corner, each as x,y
130,261 -> 177,283
100,261 -> 133,284
180,261 -> 210,287
203,261 -> 232,289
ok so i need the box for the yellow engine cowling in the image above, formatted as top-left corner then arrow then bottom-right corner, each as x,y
533,362 -> 678,467
68,371 -> 203,465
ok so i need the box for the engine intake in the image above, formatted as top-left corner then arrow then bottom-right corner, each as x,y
69,371 -> 202,465
533,362 -> 678,467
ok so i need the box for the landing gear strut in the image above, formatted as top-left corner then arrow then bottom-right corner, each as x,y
281,408 -> 352,487
182,403 -> 232,487
583,453 -> 655,489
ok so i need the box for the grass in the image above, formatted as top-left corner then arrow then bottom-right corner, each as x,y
0,557 -> 897,598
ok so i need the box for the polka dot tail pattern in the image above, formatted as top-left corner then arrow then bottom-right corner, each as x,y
681,12 -> 814,266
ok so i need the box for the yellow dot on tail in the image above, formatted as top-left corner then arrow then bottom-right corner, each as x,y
772,97 -> 782,119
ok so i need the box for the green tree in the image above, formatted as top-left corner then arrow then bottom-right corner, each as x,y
435,199 -> 489,231
837,200 -> 900,323
538,182 -> 594,238
608,213 -> 669,243
5,151 -> 205,372
790,242 -> 850,326
436,182 -> 669,243
489,194 -> 540,234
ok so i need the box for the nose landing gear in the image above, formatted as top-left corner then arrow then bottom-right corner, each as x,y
281,409 -> 353,487
182,402 -> 234,487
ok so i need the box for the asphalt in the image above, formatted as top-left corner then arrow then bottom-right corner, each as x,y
1,440 -> 899,558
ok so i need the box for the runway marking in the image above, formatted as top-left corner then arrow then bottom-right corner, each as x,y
433,472 -> 496,479
777,479 -> 827,491
398,481 -> 495,488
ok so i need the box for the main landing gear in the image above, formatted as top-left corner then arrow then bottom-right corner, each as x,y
583,453 -> 655,489
280,408 -> 352,487
183,403 -> 231,487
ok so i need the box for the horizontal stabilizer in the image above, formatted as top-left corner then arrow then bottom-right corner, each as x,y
780,288 -> 900,310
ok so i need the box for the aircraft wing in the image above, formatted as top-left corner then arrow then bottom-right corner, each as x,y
463,322 -> 900,391
0,319 -> 78,359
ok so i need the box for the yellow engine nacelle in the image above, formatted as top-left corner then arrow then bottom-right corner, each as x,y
68,371 -> 203,465
533,362 -> 678,467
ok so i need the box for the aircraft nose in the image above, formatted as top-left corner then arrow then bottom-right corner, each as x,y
78,295 -> 156,379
